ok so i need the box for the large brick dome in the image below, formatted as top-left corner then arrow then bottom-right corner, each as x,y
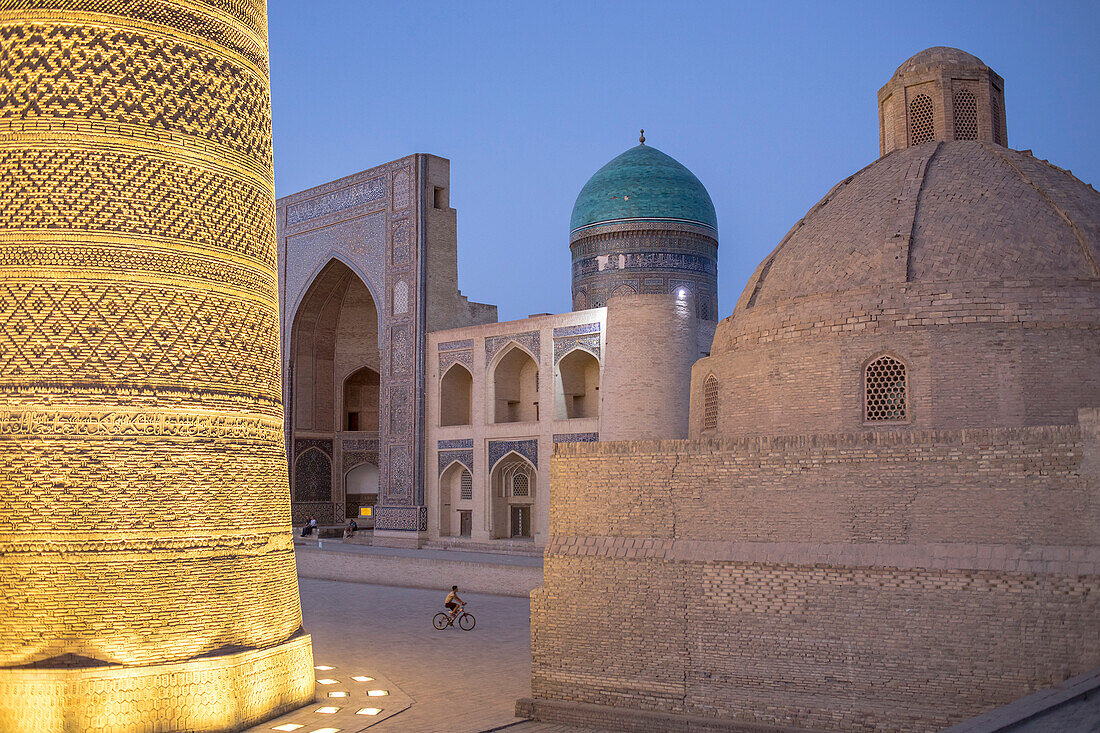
688,54 -> 1100,438
738,140 -> 1100,309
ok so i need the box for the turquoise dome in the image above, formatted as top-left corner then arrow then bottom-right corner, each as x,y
570,144 -> 717,233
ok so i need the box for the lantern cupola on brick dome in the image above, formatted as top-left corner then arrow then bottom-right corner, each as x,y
878,46 -> 1007,155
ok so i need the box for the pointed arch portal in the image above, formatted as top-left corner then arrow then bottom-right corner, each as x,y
289,259 -> 382,522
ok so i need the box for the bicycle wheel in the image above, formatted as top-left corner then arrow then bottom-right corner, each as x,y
458,612 -> 475,631
433,612 -> 450,630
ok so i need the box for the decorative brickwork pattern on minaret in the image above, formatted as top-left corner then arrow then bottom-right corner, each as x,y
0,1 -> 315,730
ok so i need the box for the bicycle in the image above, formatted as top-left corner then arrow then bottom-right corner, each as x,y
433,604 -> 475,631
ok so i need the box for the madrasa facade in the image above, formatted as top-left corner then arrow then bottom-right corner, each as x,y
278,132 -> 717,547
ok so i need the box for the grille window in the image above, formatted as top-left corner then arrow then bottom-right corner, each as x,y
953,89 -> 978,140
909,94 -> 935,145
865,356 -> 907,422
703,375 -> 719,430
460,469 -> 472,500
512,473 -> 529,497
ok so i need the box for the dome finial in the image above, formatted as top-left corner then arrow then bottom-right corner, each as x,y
639,129 -> 645,145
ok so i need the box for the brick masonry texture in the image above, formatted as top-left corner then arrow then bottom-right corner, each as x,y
530,409 -> 1100,732
691,280 -> 1100,436
0,635 -> 314,733
0,1 -> 314,730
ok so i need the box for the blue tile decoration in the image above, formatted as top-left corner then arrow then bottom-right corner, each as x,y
438,439 -> 474,450
439,338 -> 474,351
373,505 -> 427,532
553,432 -> 600,443
485,330 -> 540,366
669,280 -> 694,297
554,333 -> 600,364
489,439 -> 538,469
293,437 -> 332,459
572,252 -> 715,279
286,177 -> 385,225
438,449 -> 473,475
344,450 -> 379,471
569,144 -> 718,233
552,322 -> 601,338
342,438 -> 380,451
439,349 -> 472,373
282,212 -> 386,325
391,219 -> 411,265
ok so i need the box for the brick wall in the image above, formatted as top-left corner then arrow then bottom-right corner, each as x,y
691,281 -> 1100,436
531,409 -> 1100,732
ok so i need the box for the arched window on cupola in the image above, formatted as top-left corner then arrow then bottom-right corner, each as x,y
953,89 -> 978,140
909,94 -> 935,145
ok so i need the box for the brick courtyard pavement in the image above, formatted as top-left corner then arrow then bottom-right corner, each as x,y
254,577 -> 604,733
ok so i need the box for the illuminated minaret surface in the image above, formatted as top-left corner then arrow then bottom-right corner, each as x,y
0,1 -> 314,730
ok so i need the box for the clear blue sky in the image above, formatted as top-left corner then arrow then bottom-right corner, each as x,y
269,0 -> 1100,323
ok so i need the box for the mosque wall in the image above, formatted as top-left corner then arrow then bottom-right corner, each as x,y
529,408 -> 1100,732
425,294 -> 714,546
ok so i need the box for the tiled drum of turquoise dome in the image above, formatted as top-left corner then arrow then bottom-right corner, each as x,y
569,144 -> 719,320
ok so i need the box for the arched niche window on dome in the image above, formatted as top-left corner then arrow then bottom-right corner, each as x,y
702,374 -> 719,431
953,88 -> 978,140
908,94 -> 935,145
864,355 -> 908,423
439,364 -> 472,426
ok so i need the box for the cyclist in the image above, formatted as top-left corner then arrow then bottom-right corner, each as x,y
444,585 -> 464,621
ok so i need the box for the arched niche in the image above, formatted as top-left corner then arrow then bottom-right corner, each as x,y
438,461 -> 472,537
343,366 -> 380,432
344,462 -> 379,520
490,452 -> 535,539
289,258 -> 381,434
440,364 -> 473,426
294,448 -> 331,502
556,348 -> 600,419
492,345 -> 538,424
